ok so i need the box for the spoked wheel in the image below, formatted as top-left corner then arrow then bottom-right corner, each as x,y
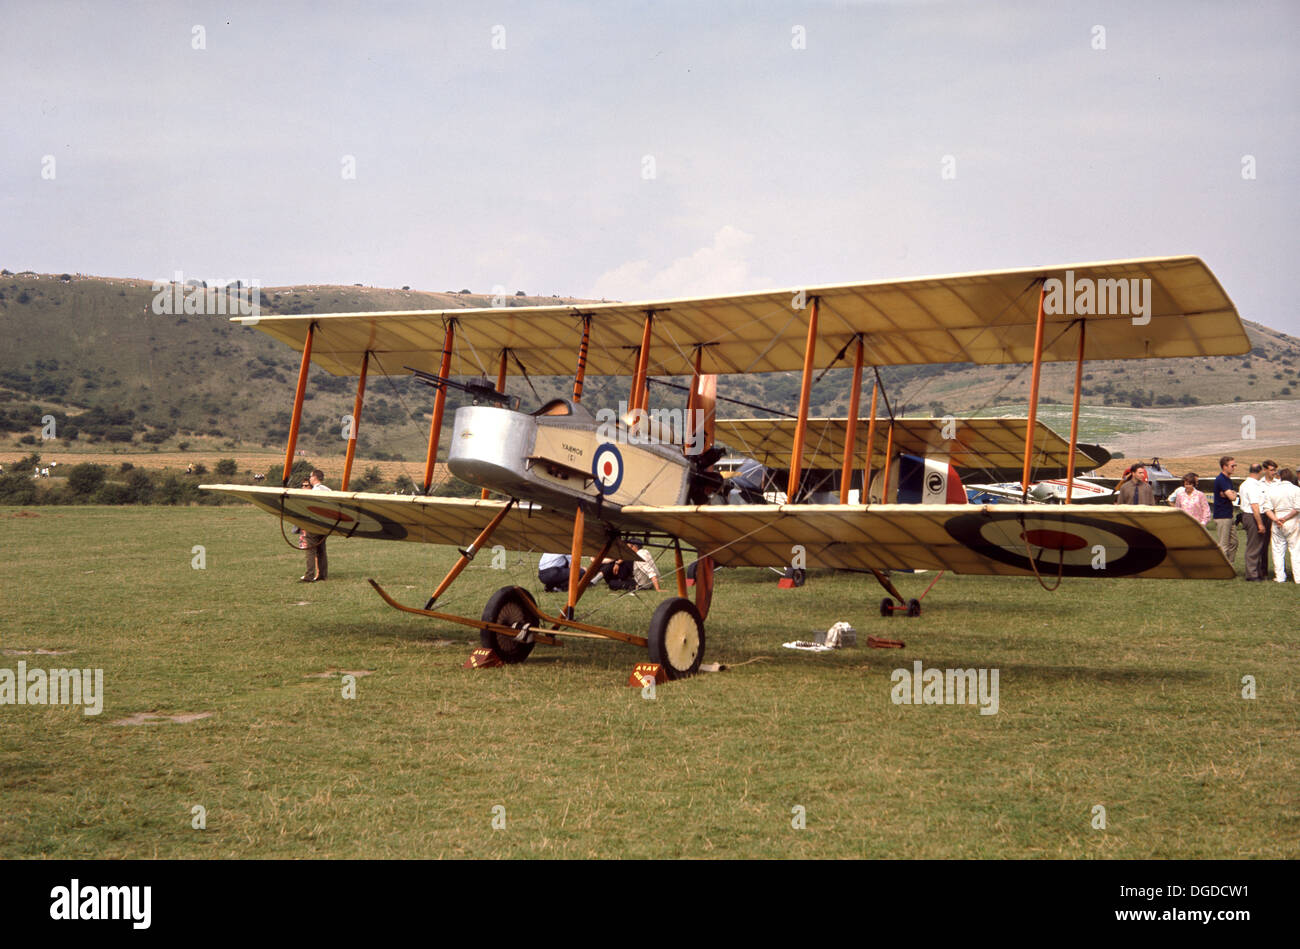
647,597 -> 705,680
906,598 -> 922,617
880,597 -> 894,617
480,586 -> 539,664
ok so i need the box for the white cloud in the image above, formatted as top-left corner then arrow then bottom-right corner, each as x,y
588,225 -> 766,302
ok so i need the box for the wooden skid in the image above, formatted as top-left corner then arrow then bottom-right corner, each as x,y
367,580 -> 646,648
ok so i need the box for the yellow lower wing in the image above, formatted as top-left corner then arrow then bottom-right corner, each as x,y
201,485 -> 626,558
620,503 -> 1234,580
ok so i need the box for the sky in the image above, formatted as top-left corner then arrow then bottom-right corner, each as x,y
3,0 -> 1297,335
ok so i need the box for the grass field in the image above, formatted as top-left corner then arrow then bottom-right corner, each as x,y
0,505 -> 1295,859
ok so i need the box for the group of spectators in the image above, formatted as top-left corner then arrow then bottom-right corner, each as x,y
1153,455 -> 1299,582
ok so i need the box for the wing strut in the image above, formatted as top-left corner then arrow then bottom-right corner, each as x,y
1020,282 -> 1049,499
863,373 -> 880,501
629,311 -> 655,412
1065,319 -> 1086,502
573,314 -> 591,403
423,497 -> 516,609
281,321 -> 316,485
882,422 -> 895,502
839,335 -> 865,503
341,350 -> 370,490
421,321 -> 456,494
786,295 -> 820,501
481,348 -> 509,500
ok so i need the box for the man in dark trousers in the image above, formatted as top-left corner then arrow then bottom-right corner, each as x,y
1238,462 -> 1272,581
301,469 -> 330,582
537,553 -> 570,592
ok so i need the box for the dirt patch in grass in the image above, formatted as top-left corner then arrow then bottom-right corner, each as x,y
110,711 -> 214,726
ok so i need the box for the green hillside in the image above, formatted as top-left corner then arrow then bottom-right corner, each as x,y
2,271 -> 1297,461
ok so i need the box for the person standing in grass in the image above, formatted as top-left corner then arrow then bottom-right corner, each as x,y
1116,464 -> 1155,505
1168,472 -> 1211,526
301,468 -> 330,582
1263,462 -> 1298,582
1212,456 -> 1239,566
1238,462 -> 1272,582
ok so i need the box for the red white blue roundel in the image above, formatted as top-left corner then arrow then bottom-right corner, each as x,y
943,511 -> 1165,577
281,497 -> 408,540
592,443 -> 624,495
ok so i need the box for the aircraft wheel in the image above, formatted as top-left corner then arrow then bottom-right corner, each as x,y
906,598 -> 922,618
480,586 -> 539,664
880,597 -> 894,617
647,597 -> 705,680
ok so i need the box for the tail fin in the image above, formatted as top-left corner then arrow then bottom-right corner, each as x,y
893,453 -> 968,504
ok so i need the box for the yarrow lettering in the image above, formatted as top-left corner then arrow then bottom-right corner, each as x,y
0,662 -> 103,715
890,660 -> 999,715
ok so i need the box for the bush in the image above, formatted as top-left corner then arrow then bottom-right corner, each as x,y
119,461 -> 134,473
0,472 -> 37,504
191,462 -> 208,476
214,458 -> 238,477
66,463 -> 106,496
127,471 -> 154,503
265,459 -> 314,486
157,476 -> 199,505
93,483 -> 135,504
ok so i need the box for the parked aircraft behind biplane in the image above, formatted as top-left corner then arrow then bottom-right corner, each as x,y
204,256 -> 1249,679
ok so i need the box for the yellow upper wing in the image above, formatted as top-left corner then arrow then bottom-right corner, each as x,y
235,256 -> 1247,379
713,416 -> 1100,472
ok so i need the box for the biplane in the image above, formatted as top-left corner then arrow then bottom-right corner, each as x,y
203,255 -> 1248,679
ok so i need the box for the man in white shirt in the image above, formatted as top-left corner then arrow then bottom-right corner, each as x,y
537,552 -> 570,592
1237,463 -> 1272,581
631,543 -> 661,591
1261,461 -> 1296,582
